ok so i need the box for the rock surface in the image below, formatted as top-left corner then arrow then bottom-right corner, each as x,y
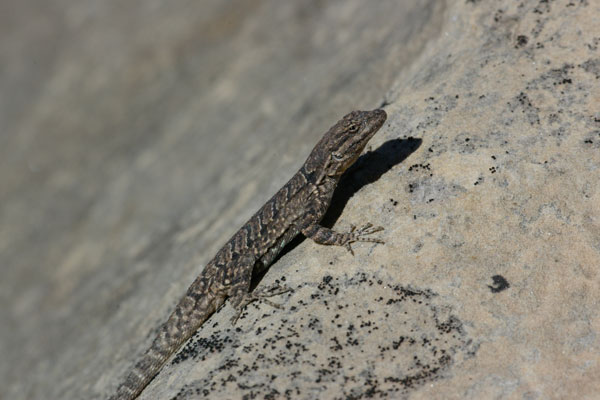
1,0 -> 599,399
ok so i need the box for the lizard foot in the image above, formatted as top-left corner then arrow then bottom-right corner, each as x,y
343,223 -> 385,255
230,284 -> 293,324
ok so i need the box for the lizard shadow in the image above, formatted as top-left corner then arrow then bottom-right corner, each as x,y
251,137 -> 422,289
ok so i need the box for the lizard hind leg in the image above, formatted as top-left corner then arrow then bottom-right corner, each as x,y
229,283 -> 292,325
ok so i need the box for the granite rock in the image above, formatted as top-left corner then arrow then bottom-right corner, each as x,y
1,0 -> 598,399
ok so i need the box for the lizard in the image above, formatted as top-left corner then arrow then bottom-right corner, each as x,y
109,108 -> 387,400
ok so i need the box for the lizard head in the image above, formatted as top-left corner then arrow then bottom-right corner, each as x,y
309,109 -> 387,178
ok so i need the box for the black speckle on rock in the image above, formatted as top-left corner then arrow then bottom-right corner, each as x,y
493,9 -> 504,22
548,113 -> 561,124
172,272 -> 478,398
533,0 -> 551,15
517,92 -> 532,107
408,163 -> 431,172
527,64 -> 575,91
171,332 -> 229,365
488,275 -> 510,293
508,92 -> 540,125
579,58 -> 600,79
586,38 -> 599,51
515,35 -> 529,48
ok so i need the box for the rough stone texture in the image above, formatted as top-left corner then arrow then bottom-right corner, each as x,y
1,0 -> 598,399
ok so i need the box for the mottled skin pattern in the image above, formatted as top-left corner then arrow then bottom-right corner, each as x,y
110,109 -> 387,400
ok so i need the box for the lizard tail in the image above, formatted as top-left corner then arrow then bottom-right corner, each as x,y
109,329 -> 173,400
109,277 -> 218,400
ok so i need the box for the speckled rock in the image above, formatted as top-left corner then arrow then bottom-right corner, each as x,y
1,0 -> 599,399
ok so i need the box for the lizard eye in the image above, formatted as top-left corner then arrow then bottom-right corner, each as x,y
332,152 -> 344,162
348,124 -> 359,133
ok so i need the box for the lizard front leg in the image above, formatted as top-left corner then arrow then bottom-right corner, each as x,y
301,222 -> 384,255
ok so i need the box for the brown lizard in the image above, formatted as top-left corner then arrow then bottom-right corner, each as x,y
109,109 -> 387,399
